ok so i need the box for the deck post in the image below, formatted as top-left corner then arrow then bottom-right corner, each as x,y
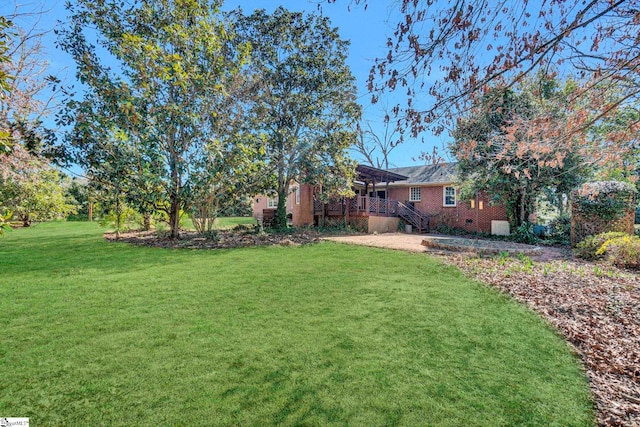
345,196 -> 349,227
385,176 -> 390,217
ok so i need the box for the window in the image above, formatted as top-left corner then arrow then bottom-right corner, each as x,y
443,186 -> 456,207
295,186 -> 301,204
409,187 -> 421,202
267,196 -> 278,208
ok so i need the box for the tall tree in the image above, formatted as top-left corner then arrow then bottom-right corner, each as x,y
235,7 -> 361,229
188,72 -> 267,235
0,16 -> 13,232
59,0 -> 249,238
0,9 -> 67,233
325,0 -> 640,170
451,74 -> 591,227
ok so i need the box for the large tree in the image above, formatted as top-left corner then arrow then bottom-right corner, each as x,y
0,16 -> 13,232
325,0 -> 639,170
451,74 -> 591,227
235,7 -> 361,229
0,10 -> 67,233
59,0 -> 250,238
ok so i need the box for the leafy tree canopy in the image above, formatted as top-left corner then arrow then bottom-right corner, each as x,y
451,73 -> 591,226
324,0 -> 640,169
58,0 -> 254,238
234,7 -> 361,228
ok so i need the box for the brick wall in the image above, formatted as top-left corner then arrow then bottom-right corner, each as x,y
252,195 -> 270,220
292,184 -> 315,227
253,184 -> 315,227
388,185 -> 507,234
252,191 -> 294,220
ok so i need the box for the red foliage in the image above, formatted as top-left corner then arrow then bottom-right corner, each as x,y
326,0 -> 640,171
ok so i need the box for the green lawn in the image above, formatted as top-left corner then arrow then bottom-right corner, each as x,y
0,222 -> 594,426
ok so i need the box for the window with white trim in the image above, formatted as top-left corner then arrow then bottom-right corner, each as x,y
443,186 -> 456,207
295,186 -> 301,204
267,196 -> 278,208
409,187 -> 421,202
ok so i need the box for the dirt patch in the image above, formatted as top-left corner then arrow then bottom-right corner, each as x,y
324,232 -> 569,262
104,229 -> 324,249
323,233 -> 428,252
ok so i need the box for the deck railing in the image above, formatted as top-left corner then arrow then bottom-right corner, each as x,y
313,196 -> 430,232
315,196 -> 399,218
397,201 -> 429,232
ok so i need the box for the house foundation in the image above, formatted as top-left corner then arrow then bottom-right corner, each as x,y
368,216 -> 399,234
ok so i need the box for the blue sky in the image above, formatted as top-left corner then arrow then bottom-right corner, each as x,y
3,0 -> 447,170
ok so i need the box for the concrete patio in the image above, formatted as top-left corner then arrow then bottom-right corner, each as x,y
324,232 -> 567,260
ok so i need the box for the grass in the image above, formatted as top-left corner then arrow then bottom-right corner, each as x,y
0,222 -> 594,426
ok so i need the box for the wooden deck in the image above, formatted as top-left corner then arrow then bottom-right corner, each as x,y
314,196 -> 430,232
314,196 -> 398,217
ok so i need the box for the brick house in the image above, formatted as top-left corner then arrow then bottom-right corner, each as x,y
384,163 -> 508,234
253,183 -> 316,227
253,163 -> 509,234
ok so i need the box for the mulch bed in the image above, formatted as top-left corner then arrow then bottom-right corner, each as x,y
104,229 -> 324,249
106,230 -> 639,426
438,253 -> 640,426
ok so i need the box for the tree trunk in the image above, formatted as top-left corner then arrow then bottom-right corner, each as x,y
274,182 -> 288,229
557,193 -> 567,216
520,188 -> 526,226
115,196 -> 122,240
169,194 -> 181,239
169,150 -> 181,239
142,212 -> 151,231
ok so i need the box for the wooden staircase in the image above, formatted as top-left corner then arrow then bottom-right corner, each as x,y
397,201 -> 429,233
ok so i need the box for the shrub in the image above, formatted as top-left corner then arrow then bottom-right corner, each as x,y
232,223 -> 255,233
99,206 -> 141,234
548,213 -> 571,240
0,210 -> 12,236
201,229 -> 220,241
573,181 -> 636,222
596,234 -> 640,269
514,222 -> 538,244
574,231 -> 640,269
571,181 -> 637,246
573,231 -> 627,260
434,223 -> 453,234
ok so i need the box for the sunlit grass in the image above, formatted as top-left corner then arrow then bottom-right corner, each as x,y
0,222 -> 594,425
